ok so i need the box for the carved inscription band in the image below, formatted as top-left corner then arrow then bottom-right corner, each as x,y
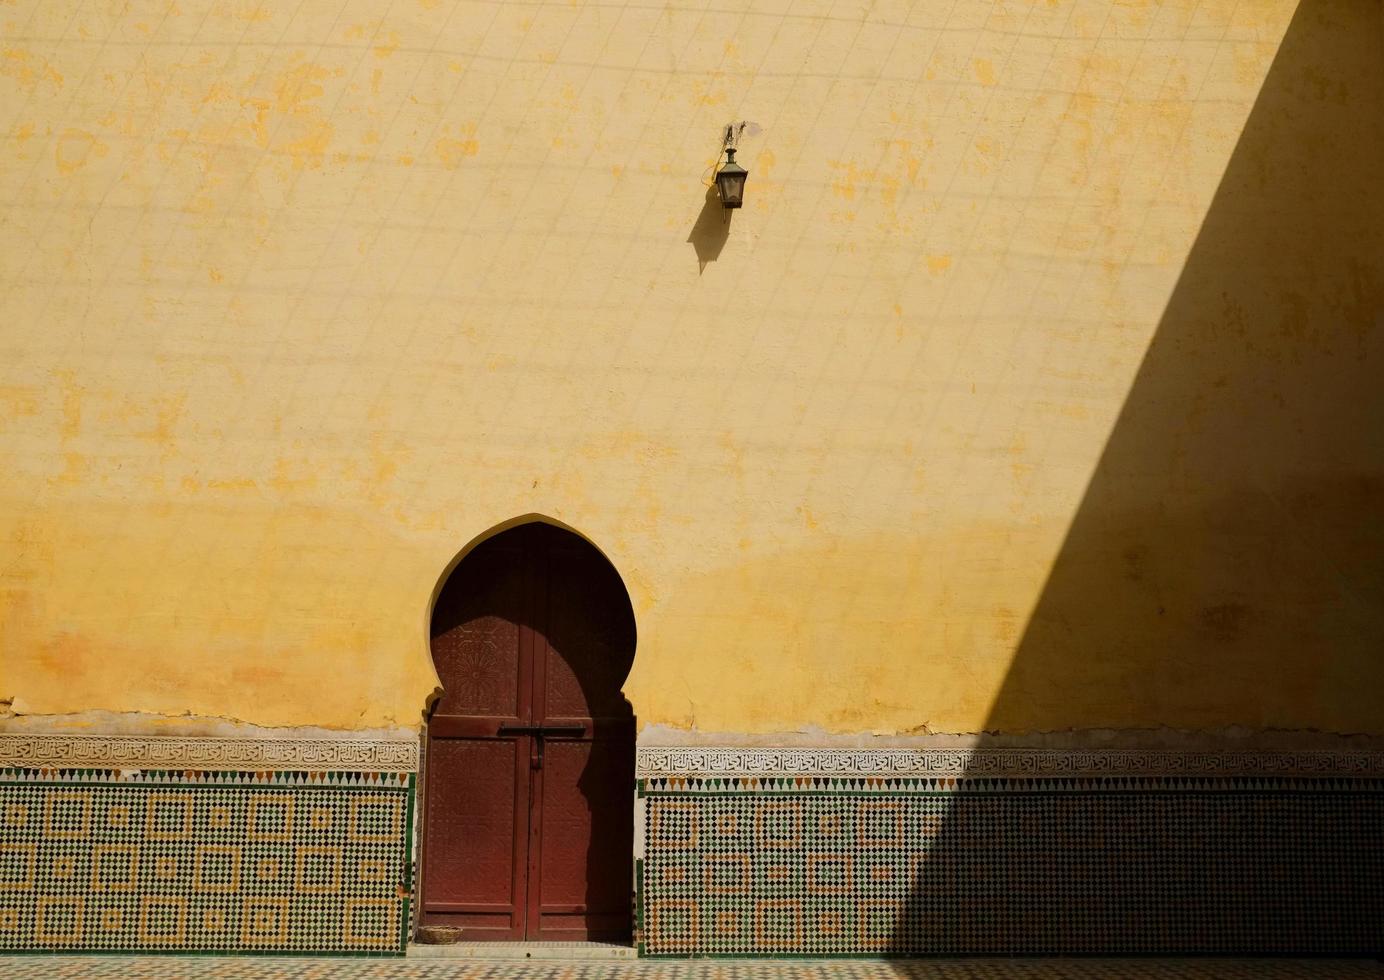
635,747 -> 1384,779
5,736 -> 1380,778
0,734 -> 419,772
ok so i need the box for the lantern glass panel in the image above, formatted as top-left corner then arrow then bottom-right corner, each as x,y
717,172 -> 745,208
716,148 -> 747,209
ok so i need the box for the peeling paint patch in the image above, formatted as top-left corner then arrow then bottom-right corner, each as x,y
435,134 -> 478,168
0,47 -> 63,93
54,129 -> 106,175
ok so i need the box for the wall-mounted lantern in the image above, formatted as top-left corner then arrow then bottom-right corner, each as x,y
715,148 -> 748,209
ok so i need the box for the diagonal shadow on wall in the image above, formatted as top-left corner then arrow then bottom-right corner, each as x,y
891,0 -> 1384,958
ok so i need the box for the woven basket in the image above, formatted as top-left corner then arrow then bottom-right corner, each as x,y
415,925 -> 464,945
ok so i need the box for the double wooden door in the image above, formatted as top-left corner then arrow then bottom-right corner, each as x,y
421,523 -> 636,941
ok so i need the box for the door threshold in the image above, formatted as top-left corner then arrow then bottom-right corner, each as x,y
408,940 -> 637,961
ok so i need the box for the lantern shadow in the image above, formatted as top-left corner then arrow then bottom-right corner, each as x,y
687,185 -> 730,274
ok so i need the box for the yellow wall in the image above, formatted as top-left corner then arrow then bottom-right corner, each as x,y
2,0 -> 1381,736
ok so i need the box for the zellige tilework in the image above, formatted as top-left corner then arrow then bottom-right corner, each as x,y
638,776 -> 1384,957
0,769 -> 413,954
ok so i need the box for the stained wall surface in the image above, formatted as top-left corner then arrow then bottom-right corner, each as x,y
2,0 -> 1380,736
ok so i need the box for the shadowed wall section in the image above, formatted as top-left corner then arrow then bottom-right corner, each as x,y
987,0 -> 1384,735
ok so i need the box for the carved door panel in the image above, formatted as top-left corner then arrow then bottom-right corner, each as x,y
422,532 -> 533,939
422,524 -> 635,942
528,535 -> 635,941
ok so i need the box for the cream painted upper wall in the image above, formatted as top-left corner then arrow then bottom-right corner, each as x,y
1,0 -> 1380,735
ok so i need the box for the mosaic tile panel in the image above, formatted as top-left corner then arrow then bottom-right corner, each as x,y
0,769 -> 413,954
638,777 -> 1384,957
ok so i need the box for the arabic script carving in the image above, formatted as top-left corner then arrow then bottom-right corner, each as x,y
0,734 -> 419,773
635,746 -> 1384,778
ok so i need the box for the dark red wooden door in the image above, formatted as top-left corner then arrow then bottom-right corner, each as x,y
422,523 -> 635,942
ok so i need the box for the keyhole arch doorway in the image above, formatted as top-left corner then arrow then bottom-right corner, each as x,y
419,517 -> 637,942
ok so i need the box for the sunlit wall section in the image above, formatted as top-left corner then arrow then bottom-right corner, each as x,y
0,0 -> 1372,738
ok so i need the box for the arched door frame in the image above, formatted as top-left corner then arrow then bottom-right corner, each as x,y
419,514 -> 631,692
414,514 -> 638,943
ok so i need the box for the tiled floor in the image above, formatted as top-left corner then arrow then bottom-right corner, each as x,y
2,958 -> 1382,979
